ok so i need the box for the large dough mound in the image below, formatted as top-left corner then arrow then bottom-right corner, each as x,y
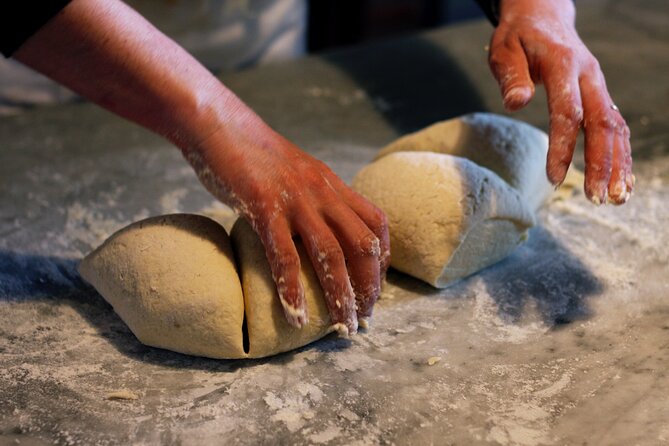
352,152 -> 536,288
376,113 -> 553,211
79,214 -> 333,359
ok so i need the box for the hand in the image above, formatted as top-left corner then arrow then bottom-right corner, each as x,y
184,112 -> 390,335
10,0 -> 389,333
487,0 -> 633,205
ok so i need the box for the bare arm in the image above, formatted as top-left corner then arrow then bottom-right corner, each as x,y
15,0 -> 388,334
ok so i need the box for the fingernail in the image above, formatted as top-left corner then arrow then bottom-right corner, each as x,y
589,193 -> 603,206
611,178 -> 626,199
278,294 -> 307,328
503,86 -> 531,109
550,170 -> 567,189
332,323 -> 350,337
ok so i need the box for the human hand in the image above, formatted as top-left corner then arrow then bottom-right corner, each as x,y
8,0 -> 388,333
184,114 -> 389,335
487,0 -> 633,205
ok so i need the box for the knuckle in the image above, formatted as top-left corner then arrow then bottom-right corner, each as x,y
353,232 -> 381,258
583,54 -> 601,72
273,251 -> 300,272
623,124 -> 631,139
365,204 -> 389,235
316,240 -> 344,266
558,46 -> 579,65
372,206 -> 389,230
615,118 -> 631,136
554,107 -> 583,126
589,115 -> 618,132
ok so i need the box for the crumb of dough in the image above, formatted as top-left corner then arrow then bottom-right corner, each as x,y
427,356 -> 442,366
106,390 -> 139,400
331,323 -> 349,337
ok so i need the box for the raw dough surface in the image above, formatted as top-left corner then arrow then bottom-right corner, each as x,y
352,152 -> 536,288
231,219 -> 333,358
377,112 -> 553,211
79,214 -> 333,359
79,214 -> 247,358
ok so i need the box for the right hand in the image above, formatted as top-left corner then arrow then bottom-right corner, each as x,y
184,114 -> 389,335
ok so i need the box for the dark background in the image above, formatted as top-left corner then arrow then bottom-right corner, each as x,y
307,0 -> 485,52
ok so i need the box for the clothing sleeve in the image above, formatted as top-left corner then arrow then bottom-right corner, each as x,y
0,1 -> 73,58
472,0 -> 501,26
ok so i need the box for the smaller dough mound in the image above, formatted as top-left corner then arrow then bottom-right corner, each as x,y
352,152 -> 535,288
79,214 -> 333,360
376,113 -> 553,211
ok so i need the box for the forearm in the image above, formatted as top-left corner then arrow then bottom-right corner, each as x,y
13,0 -> 261,150
11,0 -> 388,333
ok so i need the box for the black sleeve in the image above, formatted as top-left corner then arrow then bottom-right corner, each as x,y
1,1 -> 73,58
472,0 -> 501,26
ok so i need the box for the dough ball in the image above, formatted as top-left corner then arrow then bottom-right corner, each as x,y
230,219 -> 333,358
78,214 -> 247,359
352,152 -> 535,288
376,113 -> 553,211
79,214 -> 334,359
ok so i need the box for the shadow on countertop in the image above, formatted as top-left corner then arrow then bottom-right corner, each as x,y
0,249 -> 348,372
387,226 -> 603,326
0,223 -> 601,370
322,34 -> 488,136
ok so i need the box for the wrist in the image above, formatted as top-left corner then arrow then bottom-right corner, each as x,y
180,90 -> 288,170
499,0 -> 575,25
164,81 -> 270,155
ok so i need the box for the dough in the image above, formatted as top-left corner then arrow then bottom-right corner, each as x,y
230,218 -> 334,358
352,151 -> 535,288
376,113 -> 553,212
79,214 -> 246,358
78,214 -> 333,359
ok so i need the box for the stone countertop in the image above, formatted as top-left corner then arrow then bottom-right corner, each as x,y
1,1 -> 668,445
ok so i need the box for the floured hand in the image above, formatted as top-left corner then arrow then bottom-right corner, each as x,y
487,0 -> 633,205
183,110 -> 389,335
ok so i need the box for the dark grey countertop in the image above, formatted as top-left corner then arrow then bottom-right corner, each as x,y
1,1 -> 668,445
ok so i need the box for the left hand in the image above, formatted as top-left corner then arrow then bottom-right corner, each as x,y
487,0 -> 633,205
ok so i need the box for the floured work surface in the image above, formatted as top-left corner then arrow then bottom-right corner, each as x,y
1,1 -> 669,444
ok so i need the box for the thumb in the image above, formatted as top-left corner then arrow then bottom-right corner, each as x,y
488,31 -> 535,111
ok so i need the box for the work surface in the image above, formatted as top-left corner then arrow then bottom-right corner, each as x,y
1,1 -> 668,445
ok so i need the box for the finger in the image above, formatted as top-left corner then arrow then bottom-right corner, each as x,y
258,217 -> 307,328
541,62 -> 583,185
607,123 -> 633,204
293,204 -> 358,336
488,31 -> 536,111
623,129 -> 635,196
580,67 -> 620,204
323,202 -> 381,324
325,173 -> 390,275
